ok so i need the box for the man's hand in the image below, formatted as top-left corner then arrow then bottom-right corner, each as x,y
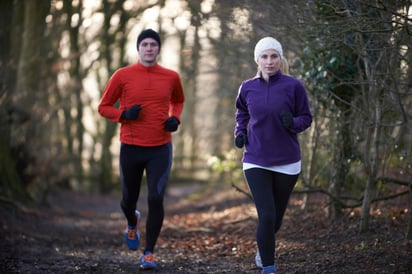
164,117 -> 179,132
121,105 -> 141,120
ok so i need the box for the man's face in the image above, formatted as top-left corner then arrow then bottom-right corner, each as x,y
138,37 -> 160,66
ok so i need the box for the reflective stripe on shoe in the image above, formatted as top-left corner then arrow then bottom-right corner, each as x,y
255,250 -> 262,269
135,210 -> 141,226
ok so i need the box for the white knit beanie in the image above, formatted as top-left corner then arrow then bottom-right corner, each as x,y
254,37 -> 283,63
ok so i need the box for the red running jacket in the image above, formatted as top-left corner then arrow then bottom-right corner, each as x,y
98,62 -> 185,147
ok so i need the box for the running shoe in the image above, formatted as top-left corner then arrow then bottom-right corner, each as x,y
140,251 -> 157,269
255,250 -> 262,269
262,265 -> 276,274
125,210 -> 141,250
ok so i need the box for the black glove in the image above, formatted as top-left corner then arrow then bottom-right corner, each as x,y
280,111 -> 293,128
164,116 -> 179,132
235,133 -> 248,148
121,105 -> 141,120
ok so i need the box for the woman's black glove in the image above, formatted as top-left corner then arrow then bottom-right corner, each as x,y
164,117 -> 179,132
121,105 -> 141,120
235,133 -> 248,148
280,111 -> 293,128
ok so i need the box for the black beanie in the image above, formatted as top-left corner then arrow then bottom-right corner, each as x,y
137,29 -> 161,49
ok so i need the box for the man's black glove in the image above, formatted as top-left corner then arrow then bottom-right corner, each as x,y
164,116 -> 179,132
235,133 -> 248,148
121,105 -> 141,120
280,111 -> 293,129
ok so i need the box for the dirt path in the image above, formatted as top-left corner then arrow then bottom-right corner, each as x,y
1,184 -> 411,273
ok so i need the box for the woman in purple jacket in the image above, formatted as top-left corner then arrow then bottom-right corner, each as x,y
234,37 -> 312,274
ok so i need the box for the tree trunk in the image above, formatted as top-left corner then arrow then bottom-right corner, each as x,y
329,108 -> 352,219
62,0 -> 85,186
176,1 -> 202,176
407,184 -> 412,240
97,0 -> 129,193
360,82 -> 381,233
0,137 -> 32,204
0,1 -> 21,200
301,101 -> 322,211
5,0 -> 50,203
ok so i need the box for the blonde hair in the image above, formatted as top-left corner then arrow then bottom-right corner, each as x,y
280,57 -> 289,75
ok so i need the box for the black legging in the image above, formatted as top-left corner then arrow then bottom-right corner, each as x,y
244,168 -> 299,267
119,142 -> 172,253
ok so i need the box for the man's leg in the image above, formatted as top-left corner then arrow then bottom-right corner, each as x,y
144,142 -> 172,253
119,143 -> 144,226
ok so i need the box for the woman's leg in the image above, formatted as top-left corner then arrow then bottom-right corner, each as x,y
245,168 -> 299,267
245,168 -> 276,267
272,172 -> 299,233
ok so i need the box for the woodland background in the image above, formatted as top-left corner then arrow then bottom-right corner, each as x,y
1,0 -> 412,243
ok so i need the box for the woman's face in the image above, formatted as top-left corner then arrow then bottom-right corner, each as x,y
257,49 -> 281,76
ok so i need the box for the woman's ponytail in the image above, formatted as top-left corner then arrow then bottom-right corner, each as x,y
280,57 -> 289,75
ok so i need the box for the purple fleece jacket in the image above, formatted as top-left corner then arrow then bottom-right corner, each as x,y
234,71 -> 312,167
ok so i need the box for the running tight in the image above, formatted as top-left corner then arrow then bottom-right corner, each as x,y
244,168 -> 299,267
119,142 -> 172,253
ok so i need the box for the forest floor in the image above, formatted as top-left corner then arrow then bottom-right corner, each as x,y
1,181 -> 411,274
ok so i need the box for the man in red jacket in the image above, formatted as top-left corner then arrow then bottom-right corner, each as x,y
98,29 -> 184,270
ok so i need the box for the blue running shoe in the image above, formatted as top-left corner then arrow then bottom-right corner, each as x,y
140,251 -> 157,270
125,210 -> 140,250
262,265 -> 276,274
